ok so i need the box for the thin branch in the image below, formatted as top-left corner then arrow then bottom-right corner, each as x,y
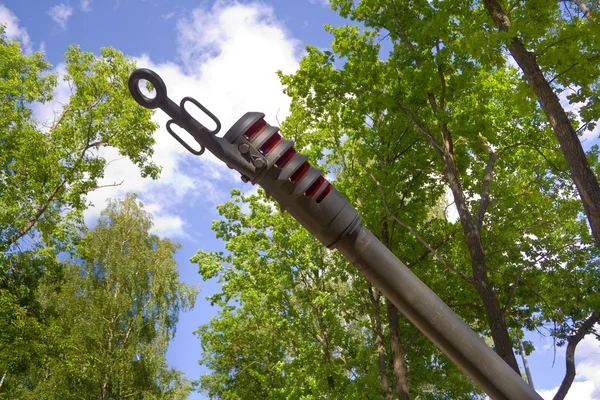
474,139 -> 498,234
396,100 -> 444,154
337,347 -> 374,400
404,327 -> 420,349
406,230 -> 458,269
50,103 -> 72,130
475,140 -> 531,233
6,179 -> 66,247
0,370 -> 7,390
435,40 -> 446,112
413,168 -> 444,176
553,311 -> 599,400
357,159 -> 473,284
535,148 -> 568,176
569,0 -> 596,21
502,267 -> 524,313
93,180 -> 125,190
535,36 -> 575,58
549,62 -> 580,85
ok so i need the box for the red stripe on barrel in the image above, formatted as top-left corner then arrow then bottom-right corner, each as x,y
243,118 -> 267,140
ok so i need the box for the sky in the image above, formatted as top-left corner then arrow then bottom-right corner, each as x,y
1,1 -> 599,399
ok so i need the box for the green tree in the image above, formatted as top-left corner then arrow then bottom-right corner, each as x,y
278,1 -> 599,397
4,195 -> 196,399
474,2 -> 600,395
0,25 -> 160,392
0,24 -> 159,255
481,0 -> 600,250
193,190 -> 479,399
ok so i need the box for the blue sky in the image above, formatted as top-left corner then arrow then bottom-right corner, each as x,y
1,1 -> 599,399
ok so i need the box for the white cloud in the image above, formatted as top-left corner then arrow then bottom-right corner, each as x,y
539,328 -> 600,400
506,55 -> 519,70
161,11 -> 175,19
445,187 -> 459,223
77,1 -> 300,237
152,214 -> 185,238
539,381 -> 595,400
29,1 -> 300,237
47,3 -> 73,31
309,0 -> 330,7
175,1 -> 301,128
0,5 -> 32,53
31,63 -> 72,132
144,202 -> 186,238
81,0 -> 92,12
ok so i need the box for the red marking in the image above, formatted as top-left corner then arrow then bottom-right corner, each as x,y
276,147 -> 297,168
306,175 -> 326,197
243,118 -> 267,140
260,132 -> 282,155
316,183 -> 332,203
290,162 -> 310,183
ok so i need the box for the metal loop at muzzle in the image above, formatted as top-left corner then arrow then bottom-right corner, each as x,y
128,68 -> 222,157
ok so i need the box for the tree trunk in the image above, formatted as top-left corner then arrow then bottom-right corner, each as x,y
314,297 -> 335,391
483,0 -> 600,248
394,23 -> 523,371
101,375 -> 110,399
553,312 -> 598,400
369,287 -> 392,400
0,370 -> 7,390
381,221 -> 410,400
440,131 -> 521,373
387,299 -> 410,400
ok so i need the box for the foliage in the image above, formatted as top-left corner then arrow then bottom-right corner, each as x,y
0,25 -> 159,257
0,26 -> 192,399
2,195 -> 196,399
191,1 -> 600,398
273,0 -> 599,395
193,190 -> 480,399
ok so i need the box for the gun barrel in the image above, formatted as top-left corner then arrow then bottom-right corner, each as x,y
128,69 -> 543,400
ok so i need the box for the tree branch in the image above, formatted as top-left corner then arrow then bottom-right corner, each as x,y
336,347 -> 374,400
474,139 -> 498,234
404,327 -> 420,349
502,267 -> 524,314
569,0 -> 596,21
6,179 -> 66,248
357,159 -> 473,284
396,100 -> 444,154
549,62 -> 580,85
553,311 -> 599,400
93,180 -> 124,190
475,140 -> 531,233
435,40 -> 446,112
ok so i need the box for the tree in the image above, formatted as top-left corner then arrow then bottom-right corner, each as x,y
193,190 -> 479,399
4,195 -> 196,399
0,25 -> 160,392
473,3 -> 600,394
0,25 -> 159,256
481,0 -> 600,249
278,0 -> 599,396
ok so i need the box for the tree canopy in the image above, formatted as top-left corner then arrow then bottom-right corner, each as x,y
195,1 -> 600,399
0,26 -> 194,399
2,1 -> 600,398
